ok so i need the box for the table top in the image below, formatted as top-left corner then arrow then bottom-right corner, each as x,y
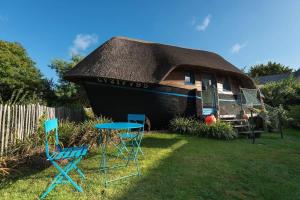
95,122 -> 143,130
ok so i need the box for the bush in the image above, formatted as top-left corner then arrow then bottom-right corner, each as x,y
288,105 -> 300,129
84,107 -> 95,119
198,121 -> 237,140
58,121 -> 79,146
169,117 -> 199,135
68,116 -> 112,147
169,117 -> 237,140
260,77 -> 300,108
1,116 -> 111,178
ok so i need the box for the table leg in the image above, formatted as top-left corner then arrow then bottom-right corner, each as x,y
133,136 -> 141,176
97,126 -> 143,187
100,129 -> 109,187
130,130 -> 141,176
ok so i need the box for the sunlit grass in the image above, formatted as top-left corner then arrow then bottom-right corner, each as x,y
0,130 -> 300,200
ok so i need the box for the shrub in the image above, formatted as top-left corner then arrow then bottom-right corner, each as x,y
84,107 -> 95,119
1,116 -> 111,178
169,117 -> 237,140
169,117 -> 199,135
198,121 -> 237,140
68,116 -> 112,147
288,105 -> 300,129
58,121 -> 79,146
260,76 -> 300,107
0,157 -> 10,177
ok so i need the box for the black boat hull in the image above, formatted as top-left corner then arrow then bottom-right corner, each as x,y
83,81 -> 202,129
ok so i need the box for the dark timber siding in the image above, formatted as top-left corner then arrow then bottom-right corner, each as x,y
83,81 -> 202,129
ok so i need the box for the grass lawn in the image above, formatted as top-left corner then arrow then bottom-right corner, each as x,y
1,129 -> 300,200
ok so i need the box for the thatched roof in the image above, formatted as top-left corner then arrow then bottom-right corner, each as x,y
65,36 -> 254,86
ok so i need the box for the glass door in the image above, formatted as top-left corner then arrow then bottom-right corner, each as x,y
201,73 -> 217,115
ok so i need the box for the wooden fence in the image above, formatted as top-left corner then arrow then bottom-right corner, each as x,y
0,104 -> 85,156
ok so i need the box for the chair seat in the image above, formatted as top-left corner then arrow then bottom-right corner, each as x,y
119,133 -> 138,139
51,145 -> 88,160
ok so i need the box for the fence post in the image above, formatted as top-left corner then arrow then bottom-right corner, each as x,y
4,105 -> 10,154
0,104 -> 3,156
1,105 -> 6,155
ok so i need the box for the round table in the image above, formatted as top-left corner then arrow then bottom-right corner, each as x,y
95,122 -> 143,130
95,122 -> 144,186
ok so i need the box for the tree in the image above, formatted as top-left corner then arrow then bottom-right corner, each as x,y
49,55 -> 88,105
0,40 -> 54,103
260,76 -> 300,107
249,61 -> 293,77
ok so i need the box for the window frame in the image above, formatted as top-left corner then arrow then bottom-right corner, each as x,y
184,71 -> 195,85
222,76 -> 232,92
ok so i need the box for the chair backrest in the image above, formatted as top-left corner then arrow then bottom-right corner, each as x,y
44,118 -> 60,158
128,114 -> 145,131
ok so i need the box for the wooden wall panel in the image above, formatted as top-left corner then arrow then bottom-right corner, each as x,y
160,69 -> 202,90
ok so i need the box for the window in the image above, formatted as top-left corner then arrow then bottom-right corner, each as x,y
202,74 -> 214,90
223,77 -> 231,91
184,71 -> 195,85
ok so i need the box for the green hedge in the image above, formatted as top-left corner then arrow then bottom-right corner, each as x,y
288,105 -> 300,129
169,117 -> 237,140
58,116 -> 112,148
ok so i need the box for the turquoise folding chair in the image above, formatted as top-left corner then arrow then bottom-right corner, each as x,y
117,114 -> 145,158
40,118 -> 88,199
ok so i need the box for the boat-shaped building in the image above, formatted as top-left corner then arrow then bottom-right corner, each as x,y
65,37 -> 260,128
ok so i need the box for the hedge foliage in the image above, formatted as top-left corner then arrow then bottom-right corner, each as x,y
288,105 -> 300,129
169,117 -> 237,140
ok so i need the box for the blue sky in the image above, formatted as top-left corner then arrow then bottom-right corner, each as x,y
1,0 -> 300,81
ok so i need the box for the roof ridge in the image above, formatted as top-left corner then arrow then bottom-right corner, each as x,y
110,36 -> 220,56
111,36 -> 154,44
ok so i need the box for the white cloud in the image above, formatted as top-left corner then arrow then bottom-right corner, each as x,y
69,34 -> 98,55
231,42 -> 247,54
195,15 -> 211,31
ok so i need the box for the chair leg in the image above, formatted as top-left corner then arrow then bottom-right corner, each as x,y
120,139 -> 129,152
114,139 -> 128,160
40,157 -> 84,199
133,139 -> 144,158
55,158 -> 84,192
133,141 -> 141,176
108,135 -> 128,160
74,165 -> 86,179
40,160 -> 75,199
137,146 -> 144,157
40,179 -> 59,199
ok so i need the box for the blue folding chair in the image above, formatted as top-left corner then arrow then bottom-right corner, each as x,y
117,114 -> 145,158
40,119 -> 88,199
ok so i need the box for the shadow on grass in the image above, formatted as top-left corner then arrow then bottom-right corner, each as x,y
113,131 -> 300,200
114,138 -> 192,200
83,137 -> 182,174
0,151 -> 51,189
141,137 -> 182,148
0,149 -> 103,185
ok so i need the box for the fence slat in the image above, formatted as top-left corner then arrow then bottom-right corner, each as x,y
1,105 -> 7,155
5,106 -> 11,154
0,104 -> 85,156
0,104 -> 2,146
0,104 -> 4,156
